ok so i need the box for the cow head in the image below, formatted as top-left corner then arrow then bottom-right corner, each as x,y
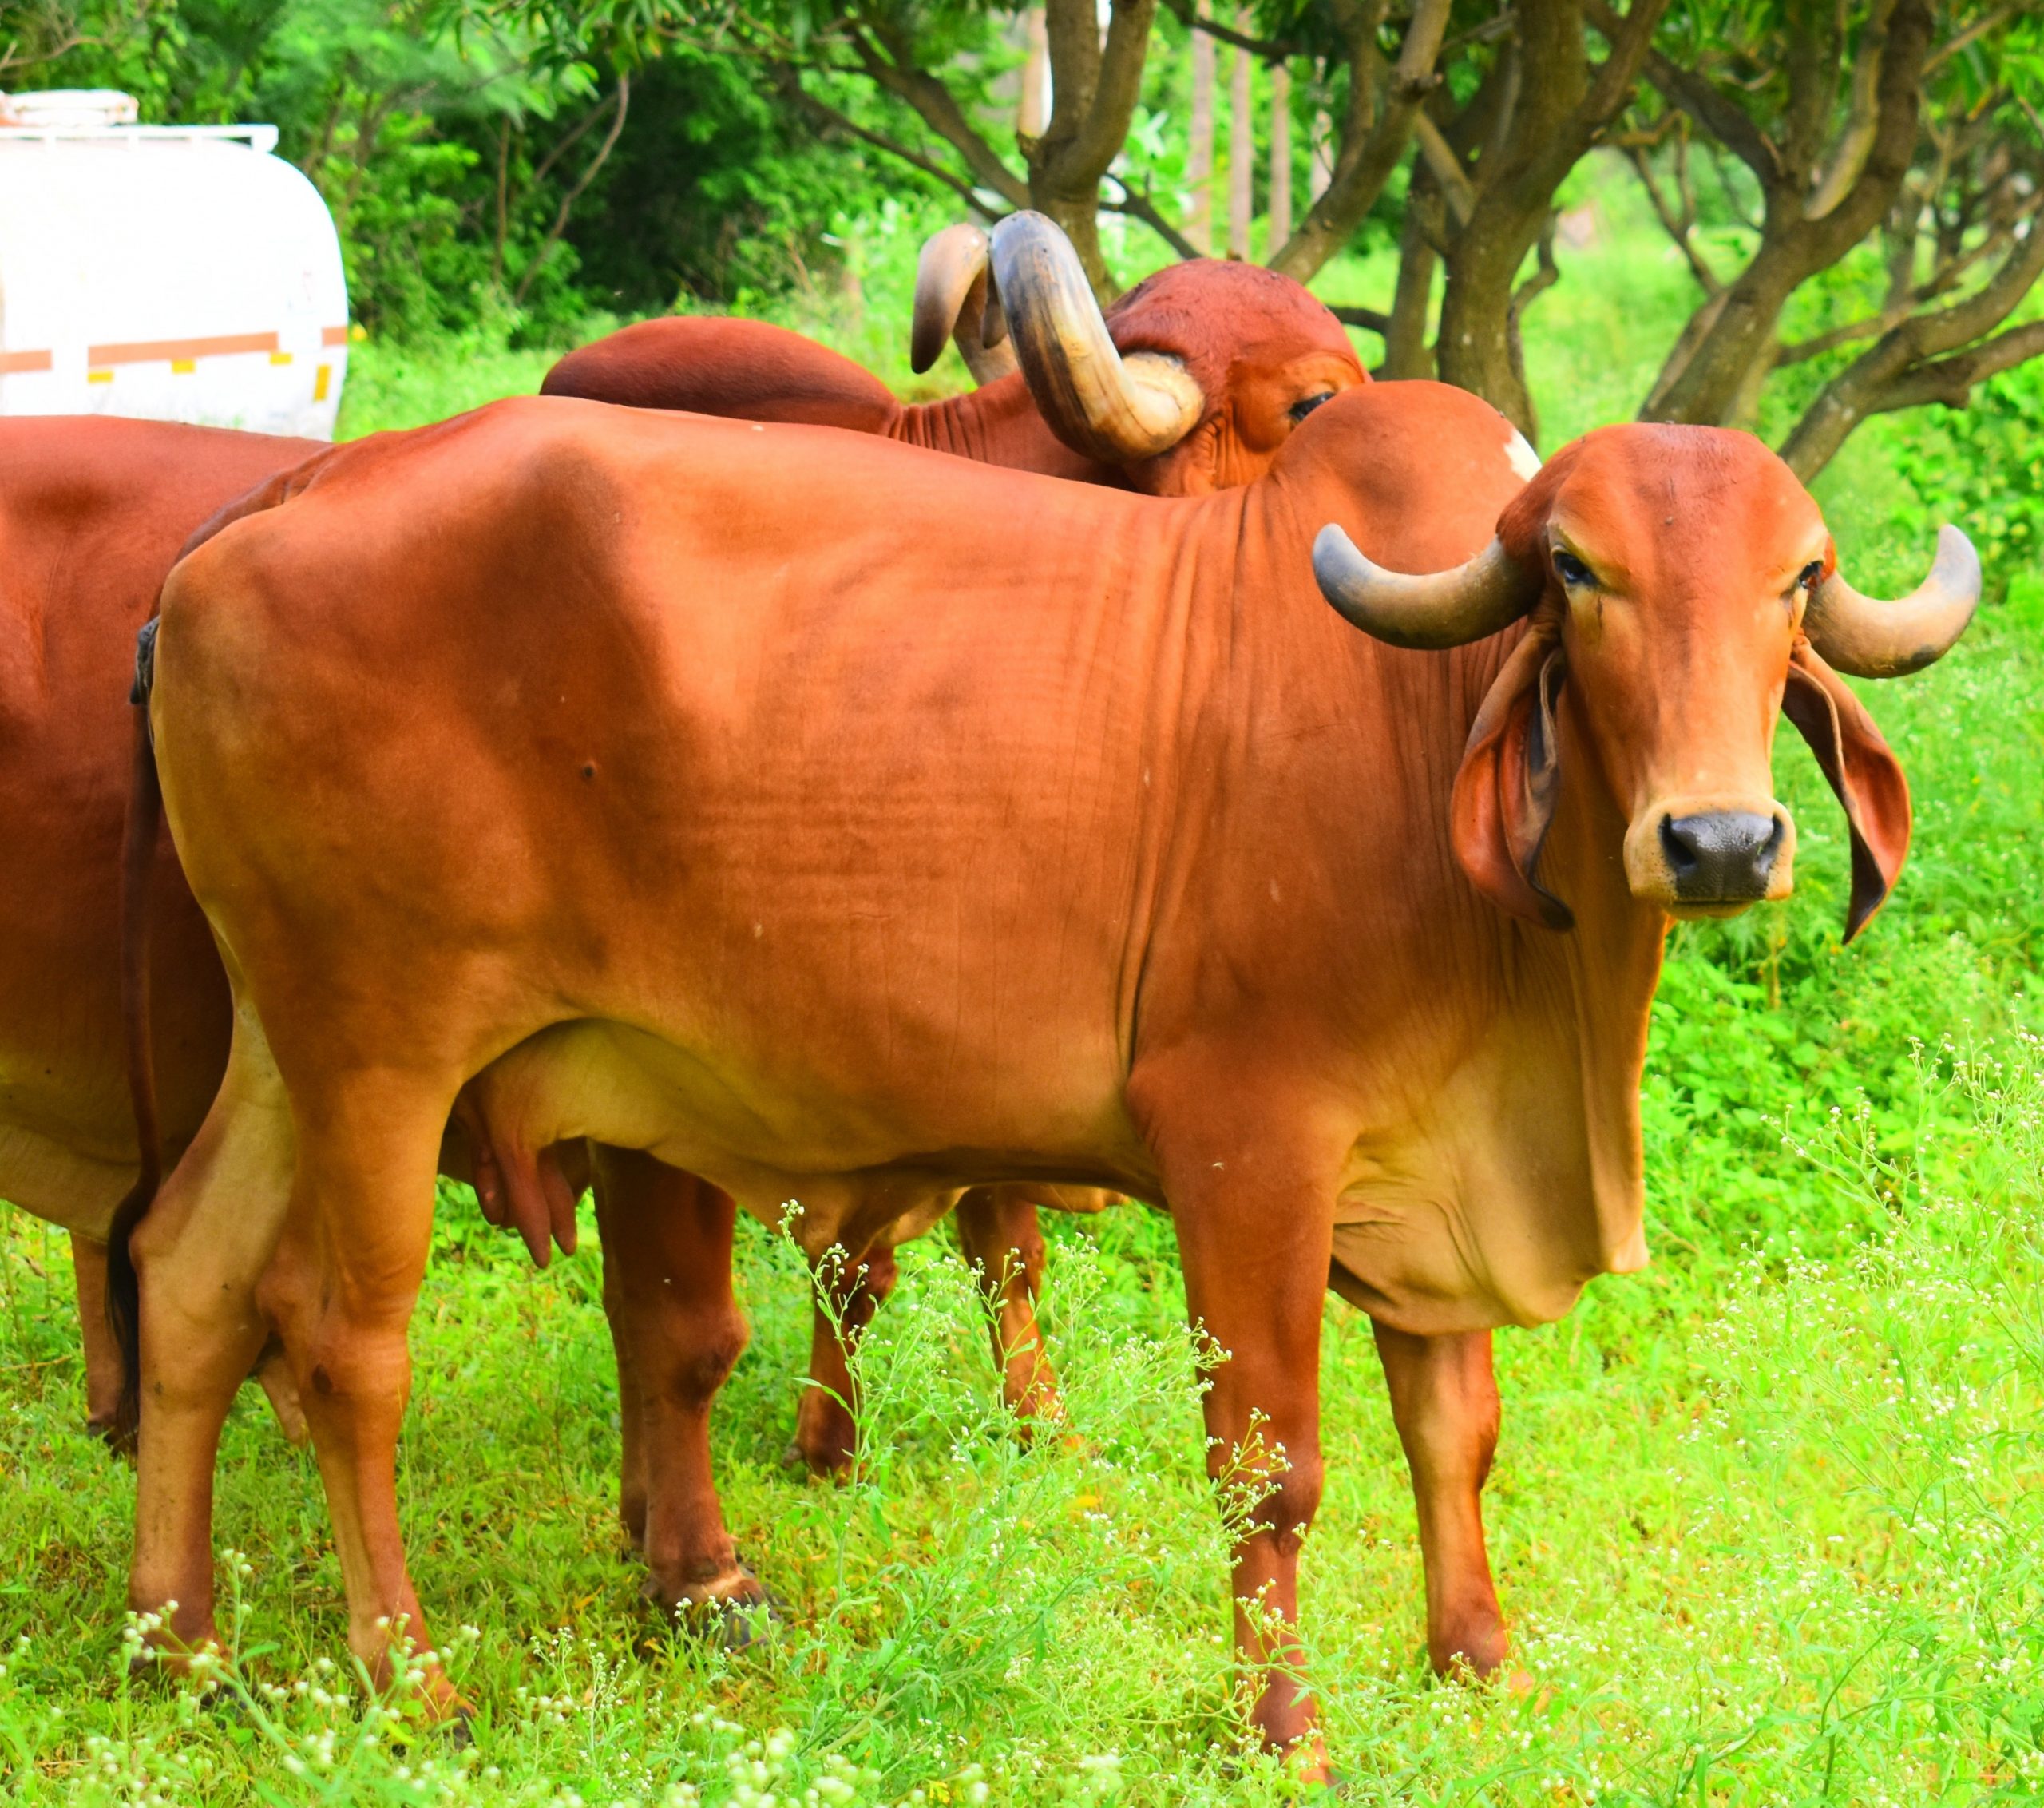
1313,424 -> 1979,941
912,213 -> 1364,495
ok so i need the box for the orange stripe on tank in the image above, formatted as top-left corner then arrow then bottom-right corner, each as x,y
88,331 -> 280,366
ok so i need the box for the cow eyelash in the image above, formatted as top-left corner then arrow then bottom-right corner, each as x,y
1288,392 -> 1334,422
1553,550 -> 1595,588
1797,560 -> 1824,591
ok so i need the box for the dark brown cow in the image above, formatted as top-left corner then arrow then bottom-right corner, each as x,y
542,216 -> 1367,498
0,419 -> 320,1441
124,383 -> 1971,1771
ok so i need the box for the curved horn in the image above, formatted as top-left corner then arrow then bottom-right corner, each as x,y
1313,527 -> 1541,650
910,224 -> 1019,387
987,210 -> 1204,463
1804,524 -> 1981,679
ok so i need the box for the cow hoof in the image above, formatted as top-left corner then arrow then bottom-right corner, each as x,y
201,1683 -> 254,1726
446,1706 -> 477,1750
781,1438 -> 854,1483
648,1569 -> 785,1652
91,1416 -> 138,1462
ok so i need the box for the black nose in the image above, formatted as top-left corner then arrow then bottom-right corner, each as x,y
1659,811 -> 1784,902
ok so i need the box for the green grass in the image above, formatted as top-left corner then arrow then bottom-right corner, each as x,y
7,176 -> 2044,1802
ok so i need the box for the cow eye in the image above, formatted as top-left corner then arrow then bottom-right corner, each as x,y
1288,391 -> 1334,423
1797,560 -> 1824,591
1553,549 -> 1595,588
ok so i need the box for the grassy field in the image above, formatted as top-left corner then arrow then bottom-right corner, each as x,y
3,167 -> 2042,1803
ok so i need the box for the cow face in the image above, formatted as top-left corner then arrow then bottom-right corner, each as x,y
982,214 -> 1365,494
1527,429 -> 1819,918
1104,260 -> 1365,495
1313,422 -> 1979,942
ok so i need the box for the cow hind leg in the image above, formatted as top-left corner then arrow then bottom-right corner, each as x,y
1371,1322 -> 1511,1681
258,1077 -> 459,1715
790,1243 -> 897,1477
953,1188 -> 1061,1429
593,1164 -> 649,1551
588,1148 -> 769,1636
69,1233 -> 125,1445
129,1024 -> 296,1661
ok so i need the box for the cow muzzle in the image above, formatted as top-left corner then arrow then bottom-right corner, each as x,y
1624,797 -> 1796,916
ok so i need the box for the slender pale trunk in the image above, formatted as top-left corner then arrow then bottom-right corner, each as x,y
1187,17 -> 1215,254
1268,63 -> 1292,251
1229,14 -> 1254,256
1019,7 -> 1049,140
1308,106 -> 1333,210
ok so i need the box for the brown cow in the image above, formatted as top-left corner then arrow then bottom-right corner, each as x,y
123,382 -> 1972,1771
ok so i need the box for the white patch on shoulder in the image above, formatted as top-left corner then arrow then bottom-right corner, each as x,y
1503,426 -> 1543,482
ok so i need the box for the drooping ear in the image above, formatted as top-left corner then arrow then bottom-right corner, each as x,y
1780,640 -> 1912,942
1451,622 -> 1571,930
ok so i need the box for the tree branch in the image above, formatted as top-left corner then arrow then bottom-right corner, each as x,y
1627,138 -> 1720,293
1876,319 -> 2044,410
1586,0 -> 1781,184
1805,0 -> 1899,219
513,73 -> 628,309
850,23 -> 1030,207
1328,304 -> 1393,334
1050,0 -> 1160,186
1103,180 -> 1201,260
789,77 -> 999,212
1158,0 -> 1300,61
1411,109 -> 1475,228
1924,4 -> 2012,73
1267,0 -> 1452,281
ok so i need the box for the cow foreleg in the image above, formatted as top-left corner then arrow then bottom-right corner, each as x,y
1372,1323 -> 1510,1680
1151,1113 -> 1335,1781
589,1148 -> 769,1636
790,1241 -> 897,1477
260,1085 -> 460,1719
953,1187 -> 1060,1428
69,1232 -> 125,1445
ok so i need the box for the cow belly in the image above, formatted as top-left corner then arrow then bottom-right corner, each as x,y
461,1017 -> 1137,1264
0,1120 -> 131,1237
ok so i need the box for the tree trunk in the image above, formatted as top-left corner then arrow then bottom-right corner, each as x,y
1435,216 -> 1543,434
1229,20 -> 1254,256
1641,239 -> 1809,424
1032,184 -> 1115,293
1187,18 -> 1214,253
1381,186 -> 1439,378
1268,63 -> 1292,251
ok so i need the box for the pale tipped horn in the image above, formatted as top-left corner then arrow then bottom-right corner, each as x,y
987,210 -> 1204,463
910,224 -> 1019,386
1805,525 -> 1981,678
1313,527 -> 1541,650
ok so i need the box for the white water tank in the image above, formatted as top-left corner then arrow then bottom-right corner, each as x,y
0,91 -> 349,438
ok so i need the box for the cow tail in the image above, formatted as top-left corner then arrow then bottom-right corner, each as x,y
106,617 -> 165,1452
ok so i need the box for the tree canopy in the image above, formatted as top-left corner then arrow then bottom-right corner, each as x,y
7,0 -> 2042,469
